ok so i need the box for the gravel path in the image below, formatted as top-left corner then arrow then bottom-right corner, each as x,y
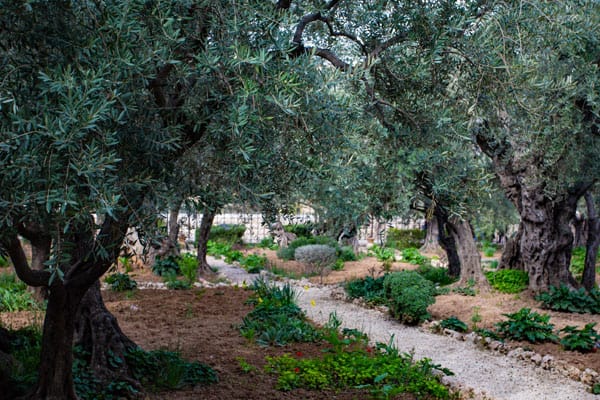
211,257 -> 595,400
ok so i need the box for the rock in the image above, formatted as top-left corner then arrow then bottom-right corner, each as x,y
581,368 -> 599,386
565,365 -> 582,381
521,350 -> 536,360
540,355 -> 554,370
530,353 -> 542,366
488,340 -> 503,352
507,347 -> 524,359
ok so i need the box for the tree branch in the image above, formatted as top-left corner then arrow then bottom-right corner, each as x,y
1,233 -> 51,287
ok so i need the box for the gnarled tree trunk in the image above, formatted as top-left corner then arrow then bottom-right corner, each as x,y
420,217 -> 442,254
499,222 -> 524,271
582,191 -> 600,291
196,208 -> 216,272
434,206 -> 461,278
447,218 -> 489,290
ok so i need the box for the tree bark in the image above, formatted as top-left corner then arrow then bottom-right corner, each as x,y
166,203 -> 181,256
448,218 -> 489,290
582,191 -> 599,291
434,206 -> 461,278
499,222 -> 524,271
196,208 -> 216,272
29,282 -> 87,400
420,217 -> 442,254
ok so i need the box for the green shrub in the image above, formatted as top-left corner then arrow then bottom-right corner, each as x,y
163,273 -> 192,290
344,275 -> 387,305
440,316 -> 468,333
368,244 -> 395,262
332,259 -> 344,271
240,253 -> 267,273
383,271 -> 436,324
483,247 -> 496,257
495,308 -> 558,343
536,284 -> 600,314
178,253 -> 198,284
196,224 -> 246,245
401,247 -> 428,265
0,255 -> 9,268
151,256 -> 181,277
338,245 -> 357,261
560,323 -> 600,353
385,228 -> 425,250
488,260 -> 499,269
295,245 -> 337,269
104,273 -> 138,292
257,236 -> 278,250
569,246 -> 586,278
276,236 -> 338,261
0,274 -> 41,312
240,278 -> 321,346
283,223 -> 314,238
416,264 -> 456,286
485,269 -> 529,293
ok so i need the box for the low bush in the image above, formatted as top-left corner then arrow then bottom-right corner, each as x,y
338,245 -> 357,262
276,236 -> 338,261
257,236 -> 278,250
569,246 -> 586,279
104,273 -> 138,292
385,228 -> 425,250
240,278 -> 321,346
536,284 -> 600,314
178,253 -> 198,284
440,316 -> 468,333
368,244 -> 395,262
163,273 -> 192,290
344,275 -> 387,305
151,256 -> 181,277
283,223 -> 314,239
0,274 -> 41,312
485,269 -> 529,293
383,271 -> 436,324
495,308 -> 558,343
294,245 -> 337,277
560,323 -> 600,353
401,247 -> 428,265
209,224 -> 246,244
240,253 -> 267,273
416,264 -> 456,286
0,254 -> 9,268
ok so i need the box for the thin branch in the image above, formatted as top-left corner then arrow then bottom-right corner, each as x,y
1,233 -> 51,287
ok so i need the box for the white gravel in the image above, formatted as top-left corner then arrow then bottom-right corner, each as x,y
211,257 -> 596,400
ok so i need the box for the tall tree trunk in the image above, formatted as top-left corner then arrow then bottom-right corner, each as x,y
74,281 -> 140,390
167,203 -> 181,255
499,222 -> 524,271
448,218 -> 489,290
582,192 -> 600,291
518,189 -> 579,291
197,209 -> 216,272
420,217 -> 442,254
434,206 -> 461,278
29,282 -> 87,400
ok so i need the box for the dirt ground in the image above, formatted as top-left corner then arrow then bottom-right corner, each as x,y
1,247 -> 600,399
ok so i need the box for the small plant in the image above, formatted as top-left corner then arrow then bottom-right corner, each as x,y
294,244 -> 337,280
383,271 -> 436,324
236,357 -> 258,373
485,269 -> 529,293
240,253 -> 267,273
151,256 -> 181,276
496,308 -> 558,343
163,273 -> 192,290
337,246 -> 357,262
332,258 -> 344,271
344,275 -> 387,305
560,323 -> 600,353
440,316 -> 468,333
471,306 -> 482,330
401,247 -> 429,265
104,273 -> 138,292
369,244 -> 395,262
178,253 -> 198,284
0,274 -> 41,312
488,260 -> 499,269
416,264 -> 456,286
536,284 -> 600,314
118,256 -> 133,273
453,279 -> 476,296
257,236 -> 278,250
0,254 -> 9,268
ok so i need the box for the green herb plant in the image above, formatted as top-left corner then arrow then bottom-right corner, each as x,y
560,323 -> 600,353
495,308 -> 558,343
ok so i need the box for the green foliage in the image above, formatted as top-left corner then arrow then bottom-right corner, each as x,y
163,273 -> 192,290
257,236 -> 278,250
368,244 -> 395,262
344,275 -> 387,305
401,247 -> 428,265
416,264 -> 456,286
0,273 -> 41,312
485,269 -> 529,294
240,253 -> 267,274
204,224 -> 246,245
332,259 -> 344,271
0,255 -> 9,268
536,284 -> 600,314
104,273 -> 137,292
240,278 -> 321,346
383,271 -> 436,325
569,247 -> 587,278
338,246 -> 358,262
560,323 -> 600,353
495,308 -> 558,344
440,317 -> 468,333
265,339 -> 451,399
178,253 -> 198,284
6,327 -> 42,396
276,236 -> 338,261
151,256 -> 181,277
284,224 -> 314,239
385,228 -> 425,250
294,245 -> 337,276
